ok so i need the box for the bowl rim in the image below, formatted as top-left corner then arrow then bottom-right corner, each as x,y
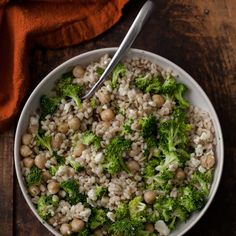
14,47 -> 224,236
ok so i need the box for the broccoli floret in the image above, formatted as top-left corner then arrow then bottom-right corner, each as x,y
150,191 -> 189,230
36,134 -> 53,155
89,209 -> 107,230
175,148 -> 190,164
159,169 -> 174,181
37,196 -> 50,220
81,131 -> 101,151
146,209 -> 160,223
128,196 -> 146,222
40,95 -> 60,118
90,98 -> 97,109
144,151 -> 177,191
60,179 -> 84,205
173,206 -> 188,222
25,166 -> 42,186
153,195 -> 188,230
95,185 -> 108,199
145,176 -> 165,191
140,115 -> 158,148
56,76 -> 83,107
145,154 -> 175,191
37,195 -> 59,220
161,75 -> 177,95
115,203 -> 129,220
53,151 -> 65,165
96,67 -> 105,77
69,160 -> 84,172
48,153 -> 65,176
135,75 -> 162,94
146,174 -> 173,192
108,218 -> 143,236
159,109 -> 191,152
142,158 -> 160,178
145,78 -> 162,94
157,108 -> 192,174
156,151 -> 180,174
173,83 -> 189,108
179,186 -> 205,213
168,206 -> 189,230
134,75 -> 151,91
172,106 -> 186,120
111,63 -> 126,89
190,170 -> 213,196
121,118 -> 134,135
154,196 -> 177,222
48,166 -> 58,176
78,228 -> 90,236
103,158 -> 121,175
103,136 -> 132,174
161,75 -> 189,108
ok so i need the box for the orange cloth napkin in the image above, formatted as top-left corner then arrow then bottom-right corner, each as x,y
0,0 -> 128,131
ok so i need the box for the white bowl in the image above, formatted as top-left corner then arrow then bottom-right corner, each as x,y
14,48 -> 224,236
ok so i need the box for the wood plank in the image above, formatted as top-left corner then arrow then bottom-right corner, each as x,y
0,130 -> 14,236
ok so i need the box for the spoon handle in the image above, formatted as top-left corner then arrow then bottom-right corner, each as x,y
81,0 -> 154,100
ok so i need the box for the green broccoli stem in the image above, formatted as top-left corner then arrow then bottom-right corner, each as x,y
36,134 -> 53,155
118,156 -> 130,173
71,95 -> 81,107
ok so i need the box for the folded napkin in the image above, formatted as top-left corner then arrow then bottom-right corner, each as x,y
0,0 -> 128,131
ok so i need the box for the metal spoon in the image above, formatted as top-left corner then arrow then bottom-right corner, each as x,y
81,0 -> 154,100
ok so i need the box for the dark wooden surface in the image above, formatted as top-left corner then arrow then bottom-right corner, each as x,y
1,0 -> 236,235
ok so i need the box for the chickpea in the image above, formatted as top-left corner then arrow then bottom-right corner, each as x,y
60,223 -> 72,235
94,229 -> 103,236
70,219 -> 85,232
28,185 -> 40,197
100,109 -> 115,122
22,133 -> 32,145
127,160 -> 140,173
47,181 -> 60,194
200,155 -> 215,169
28,124 -> 38,135
175,168 -> 186,180
145,223 -> 155,233
20,145 -> 32,157
73,65 -> 85,78
152,94 -> 165,108
68,117 -> 81,130
58,122 -> 69,133
144,190 -> 156,204
34,154 -> 47,169
129,148 -> 141,157
98,91 -> 111,105
51,134 -> 63,149
22,158 -> 34,168
42,171 -> 51,182
73,143 -> 85,157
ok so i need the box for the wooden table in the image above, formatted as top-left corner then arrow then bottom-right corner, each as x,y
1,0 -> 235,235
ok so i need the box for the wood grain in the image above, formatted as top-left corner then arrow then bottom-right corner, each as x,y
0,0 -> 236,235
0,129 -> 14,236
